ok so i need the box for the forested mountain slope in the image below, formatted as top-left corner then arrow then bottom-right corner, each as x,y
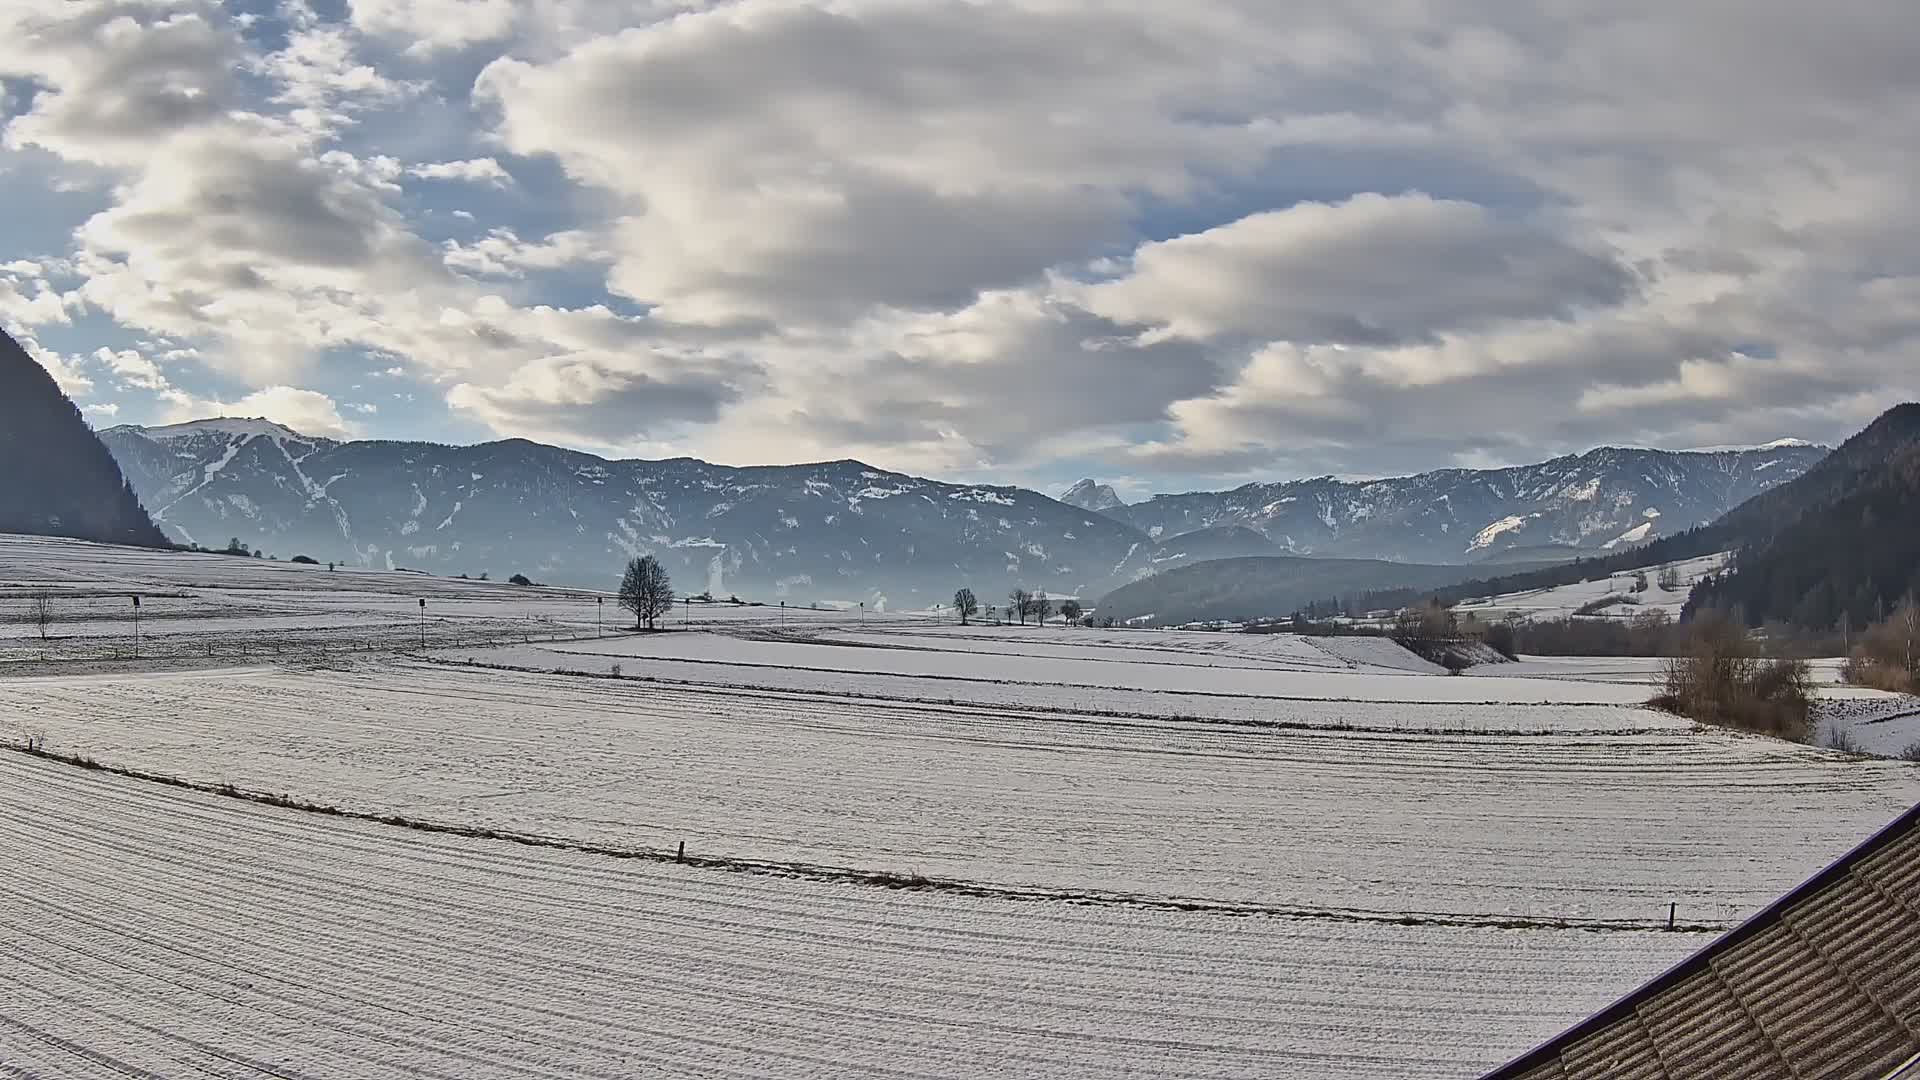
0,329 -> 167,548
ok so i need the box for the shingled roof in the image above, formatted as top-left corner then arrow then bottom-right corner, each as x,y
1484,802 -> 1920,1080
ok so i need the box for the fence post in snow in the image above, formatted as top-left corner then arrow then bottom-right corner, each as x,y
676,841 -> 686,864
1668,902 -> 1676,931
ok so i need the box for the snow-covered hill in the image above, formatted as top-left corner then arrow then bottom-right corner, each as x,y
1097,444 -> 1825,564
1451,552 -> 1732,623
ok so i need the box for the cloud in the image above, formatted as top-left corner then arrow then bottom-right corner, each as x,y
10,329 -> 92,397
471,0 -> 1291,325
3,0 -> 1919,487
163,385 -> 360,439
407,158 -> 514,186
442,228 -> 607,277
347,0 -> 519,53
0,3 -> 242,166
1071,194 -> 1633,345
95,346 -> 169,391
447,348 -> 755,449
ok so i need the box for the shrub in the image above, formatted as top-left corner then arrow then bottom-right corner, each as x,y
508,573 -> 534,587
1657,612 -> 1813,741
290,555 -> 319,565
1899,741 -> 1920,763
1483,621 -> 1520,661
1823,726 -> 1863,754
1574,594 -> 1635,617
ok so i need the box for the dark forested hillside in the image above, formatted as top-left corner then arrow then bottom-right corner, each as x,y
1354,405 -> 1920,616
1093,556 -> 1511,626
0,330 -> 168,547
1687,441 -> 1920,630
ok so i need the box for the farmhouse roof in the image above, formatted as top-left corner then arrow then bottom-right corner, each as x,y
1484,801 -> 1920,1080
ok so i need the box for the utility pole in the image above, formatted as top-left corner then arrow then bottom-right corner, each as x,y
597,596 -> 603,638
131,594 -> 141,658
418,597 -> 426,649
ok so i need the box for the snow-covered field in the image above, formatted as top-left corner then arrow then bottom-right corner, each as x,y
9,658 -> 1918,924
4,534 -> 1919,1076
512,629 -> 1657,704
0,533 -> 901,661
0,751 -> 1708,1080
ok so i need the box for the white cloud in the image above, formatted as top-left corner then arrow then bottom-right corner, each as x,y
442,228 -> 607,277
347,0 -> 519,53
11,330 -> 93,397
447,348 -> 755,448
0,3 -> 242,166
0,278 -> 72,326
1071,194 -> 1632,345
163,385 -> 360,439
407,158 -> 513,186
3,0 -> 1919,483
95,346 -> 169,391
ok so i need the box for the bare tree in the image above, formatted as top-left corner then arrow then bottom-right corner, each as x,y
30,593 -> 52,641
619,555 -> 675,630
953,588 -> 979,625
1008,587 -> 1031,626
1657,566 -> 1682,592
1032,589 -> 1053,626
1060,599 -> 1084,626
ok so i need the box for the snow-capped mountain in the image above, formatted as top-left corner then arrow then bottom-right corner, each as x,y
1100,444 -> 1828,564
1059,478 -> 1126,513
98,421 -> 1827,600
99,420 -> 1257,602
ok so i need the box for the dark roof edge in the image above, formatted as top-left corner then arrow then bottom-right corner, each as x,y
1481,799 -> 1920,1079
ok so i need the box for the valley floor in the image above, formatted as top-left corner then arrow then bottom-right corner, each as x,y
3,534 -> 1919,1077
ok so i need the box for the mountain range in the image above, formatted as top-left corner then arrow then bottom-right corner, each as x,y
99,419 -> 1827,603
1086,442 -> 1828,563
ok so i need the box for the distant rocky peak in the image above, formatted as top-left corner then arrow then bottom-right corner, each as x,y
1061,478 -> 1125,512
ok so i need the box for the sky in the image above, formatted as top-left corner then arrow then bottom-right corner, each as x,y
2,1 -> 1917,501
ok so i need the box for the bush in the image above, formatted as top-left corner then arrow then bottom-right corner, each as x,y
1899,741 -> 1920,763
1574,594 -> 1635,616
1483,621 -> 1519,661
290,555 -> 319,565
1823,726 -> 1863,754
1841,600 -> 1920,693
508,573 -> 534,587
1656,612 -> 1813,741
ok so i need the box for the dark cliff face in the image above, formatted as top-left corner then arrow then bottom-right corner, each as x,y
0,330 -> 168,548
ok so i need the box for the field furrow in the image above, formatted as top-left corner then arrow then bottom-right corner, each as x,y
0,752 -> 1709,1079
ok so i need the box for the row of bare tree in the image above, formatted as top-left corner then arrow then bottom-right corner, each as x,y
951,587 -> 1085,626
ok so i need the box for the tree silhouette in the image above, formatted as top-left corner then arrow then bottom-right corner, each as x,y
619,555 -> 674,630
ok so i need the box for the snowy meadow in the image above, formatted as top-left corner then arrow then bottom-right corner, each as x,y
4,535 -> 1919,1078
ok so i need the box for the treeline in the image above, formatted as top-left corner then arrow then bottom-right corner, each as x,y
1843,598 -> 1920,693
1686,445 -> 1920,631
